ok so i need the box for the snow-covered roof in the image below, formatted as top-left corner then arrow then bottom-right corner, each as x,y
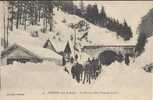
1,44 -> 41,59
19,43 -> 62,60
52,40 -> 74,55
43,39 -> 56,52
2,43 -> 62,60
51,40 -> 67,52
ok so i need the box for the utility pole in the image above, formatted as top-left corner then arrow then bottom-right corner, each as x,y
3,2 -> 9,49
6,17 -> 9,47
3,4 -> 6,49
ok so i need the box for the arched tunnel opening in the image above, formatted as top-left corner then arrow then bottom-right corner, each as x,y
98,50 -> 124,66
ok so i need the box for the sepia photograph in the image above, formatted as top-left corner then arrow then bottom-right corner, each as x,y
0,0 -> 152,100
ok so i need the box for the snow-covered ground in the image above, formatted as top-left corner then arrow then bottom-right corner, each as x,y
0,57 -> 152,100
1,62 -> 77,91
0,36 -> 153,100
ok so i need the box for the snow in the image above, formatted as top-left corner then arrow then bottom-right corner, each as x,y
1,1 -> 150,56
0,59 -> 152,100
1,5 -> 138,58
9,30 -> 45,47
93,61 -> 152,100
79,52 -> 91,64
87,23 -> 137,46
1,29 -> 62,65
1,35 -> 152,100
18,44 -> 62,60
0,2 -> 152,99
6,7 -> 135,58
8,31 -> 62,59
53,8 -> 137,46
1,62 -> 77,91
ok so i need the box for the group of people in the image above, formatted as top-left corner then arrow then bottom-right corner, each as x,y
71,58 -> 102,84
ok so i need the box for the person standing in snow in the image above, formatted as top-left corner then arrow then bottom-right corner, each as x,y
83,58 -> 92,84
96,58 -> 102,76
125,54 -> 130,65
71,63 -> 77,79
91,58 -> 97,79
77,62 -> 84,81
62,56 -> 66,66
71,62 -> 83,83
75,62 -> 83,83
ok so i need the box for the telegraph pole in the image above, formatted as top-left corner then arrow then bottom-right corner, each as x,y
1,1 -> 7,90
3,1 -> 8,49
3,5 -> 6,49
6,17 -> 9,47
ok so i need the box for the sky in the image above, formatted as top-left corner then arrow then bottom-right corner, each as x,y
74,1 -> 153,34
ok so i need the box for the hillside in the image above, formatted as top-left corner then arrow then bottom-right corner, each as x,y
6,7 -> 137,56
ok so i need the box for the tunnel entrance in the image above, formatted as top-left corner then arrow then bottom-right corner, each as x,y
98,50 -> 124,66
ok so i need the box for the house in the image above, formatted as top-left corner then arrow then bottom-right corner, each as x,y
1,43 -> 62,65
43,39 -> 56,52
1,44 -> 43,65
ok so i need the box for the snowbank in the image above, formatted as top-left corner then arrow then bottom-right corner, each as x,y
92,61 -> 152,100
1,62 -> 77,91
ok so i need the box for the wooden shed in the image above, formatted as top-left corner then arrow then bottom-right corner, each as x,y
1,44 -> 42,65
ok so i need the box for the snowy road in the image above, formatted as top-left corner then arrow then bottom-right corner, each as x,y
0,60 -> 152,100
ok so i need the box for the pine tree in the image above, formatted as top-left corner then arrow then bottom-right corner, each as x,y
61,1 -> 74,14
86,4 -> 93,22
100,6 -> 106,18
98,6 -> 107,26
8,1 -> 15,31
136,33 -> 147,56
92,4 -> 99,24
80,0 -> 86,16
47,1 -> 54,31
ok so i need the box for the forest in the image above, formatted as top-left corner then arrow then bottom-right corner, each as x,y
7,1 -> 133,40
